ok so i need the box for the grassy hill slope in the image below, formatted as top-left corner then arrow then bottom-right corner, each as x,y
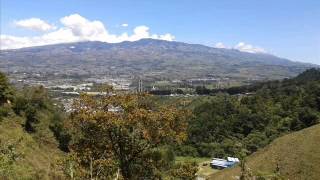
0,117 -> 65,179
210,124 -> 320,180
0,72 -> 67,179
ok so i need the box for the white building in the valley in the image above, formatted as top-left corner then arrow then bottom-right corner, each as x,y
210,157 -> 240,169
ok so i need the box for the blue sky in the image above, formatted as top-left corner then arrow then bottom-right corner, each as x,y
1,0 -> 319,64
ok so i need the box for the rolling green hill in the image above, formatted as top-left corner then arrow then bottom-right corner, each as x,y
210,124 -> 320,180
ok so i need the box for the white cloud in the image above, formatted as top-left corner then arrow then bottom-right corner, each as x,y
14,18 -> 56,32
130,26 -> 150,41
59,14 -> 109,41
214,42 -> 226,49
213,42 -> 266,54
1,14 -> 175,50
234,42 -> 266,53
121,23 -> 128,27
159,33 -> 175,41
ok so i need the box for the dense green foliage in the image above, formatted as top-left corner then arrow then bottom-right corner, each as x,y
177,68 -> 320,158
11,86 -> 70,151
0,72 -> 14,106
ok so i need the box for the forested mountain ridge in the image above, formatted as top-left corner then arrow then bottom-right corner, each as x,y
178,68 -> 320,158
197,68 -> 320,95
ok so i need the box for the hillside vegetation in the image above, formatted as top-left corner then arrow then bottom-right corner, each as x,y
210,124 -> 320,179
175,68 -> 320,159
0,118 -> 64,179
0,72 -> 66,179
1,69 -> 319,179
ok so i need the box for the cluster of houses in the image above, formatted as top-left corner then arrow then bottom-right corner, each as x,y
210,157 -> 240,169
52,83 -> 94,91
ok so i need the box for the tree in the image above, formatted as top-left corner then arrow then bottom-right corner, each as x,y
0,72 -> 14,106
13,86 -> 52,133
49,111 -> 71,152
239,158 -> 253,180
68,93 -> 189,179
195,86 -> 211,95
244,132 -> 268,153
169,162 -> 198,180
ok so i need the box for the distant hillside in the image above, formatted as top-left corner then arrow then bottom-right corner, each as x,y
210,124 -> 320,180
0,39 -> 316,80
202,67 -> 320,95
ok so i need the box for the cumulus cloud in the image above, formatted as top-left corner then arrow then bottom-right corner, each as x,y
59,14 -> 109,41
121,23 -> 128,27
234,42 -> 266,53
1,14 -> 175,49
214,42 -> 226,49
159,33 -> 175,41
14,18 -> 56,32
213,42 -> 266,54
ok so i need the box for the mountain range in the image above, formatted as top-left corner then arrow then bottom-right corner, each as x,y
0,39 -> 316,81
